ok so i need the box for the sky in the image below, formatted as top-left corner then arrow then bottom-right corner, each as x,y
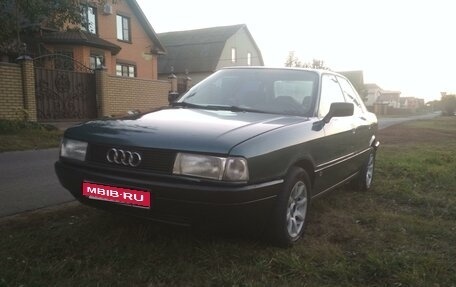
137,0 -> 455,102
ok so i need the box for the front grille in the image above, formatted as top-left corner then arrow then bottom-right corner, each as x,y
86,144 -> 176,174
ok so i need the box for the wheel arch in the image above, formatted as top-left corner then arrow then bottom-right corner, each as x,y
291,157 -> 316,188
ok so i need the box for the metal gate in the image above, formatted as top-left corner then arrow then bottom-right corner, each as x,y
34,54 -> 97,120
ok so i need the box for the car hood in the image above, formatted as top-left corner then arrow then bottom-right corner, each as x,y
65,108 -> 307,154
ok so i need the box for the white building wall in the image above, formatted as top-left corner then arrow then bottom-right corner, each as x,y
216,27 -> 263,70
365,89 -> 381,107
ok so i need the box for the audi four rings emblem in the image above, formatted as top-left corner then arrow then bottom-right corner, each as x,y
106,148 -> 142,167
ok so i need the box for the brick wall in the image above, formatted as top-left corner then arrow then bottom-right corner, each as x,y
96,70 -> 171,117
0,62 -> 25,120
20,60 -> 37,121
0,62 -> 169,121
0,60 -> 37,121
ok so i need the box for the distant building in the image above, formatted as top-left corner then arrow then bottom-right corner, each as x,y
377,91 -> 401,108
364,83 -> 383,107
363,83 -> 400,108
400,97 -> 425,110
157,24 -> 264,85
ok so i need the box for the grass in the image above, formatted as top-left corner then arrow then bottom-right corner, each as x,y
0,119 -> 62,152
1,116 -> 455,286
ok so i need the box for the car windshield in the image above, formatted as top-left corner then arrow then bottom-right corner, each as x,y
178,69 -> 319,116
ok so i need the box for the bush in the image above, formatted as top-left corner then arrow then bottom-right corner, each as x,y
0,119 -> 57,134
441,94 -> 456,116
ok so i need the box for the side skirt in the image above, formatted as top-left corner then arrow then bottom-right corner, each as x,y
311,171 -> 359,200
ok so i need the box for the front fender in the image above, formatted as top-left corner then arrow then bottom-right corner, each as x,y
229,120 -> 323,184
369,135 -> 380,150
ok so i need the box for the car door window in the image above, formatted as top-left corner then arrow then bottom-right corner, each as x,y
337,77 -> 366,115
318,74 -> 346,117
274,80 -> 315,114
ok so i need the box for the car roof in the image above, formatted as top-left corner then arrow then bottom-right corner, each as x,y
221,66 -> 344,77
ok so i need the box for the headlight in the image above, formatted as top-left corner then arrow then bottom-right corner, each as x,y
224,157 -> 249,181
60,138 -> 88,161
173,153 -> 249,181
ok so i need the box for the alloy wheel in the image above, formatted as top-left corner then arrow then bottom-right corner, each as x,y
286,181 -> 308,238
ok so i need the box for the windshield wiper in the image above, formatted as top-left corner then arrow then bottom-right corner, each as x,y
171,102 -> 206,109
172,102 -> 267,113
189,104 -> 269,113
209,105 -> 268,113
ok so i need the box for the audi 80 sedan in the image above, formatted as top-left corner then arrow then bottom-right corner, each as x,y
55,67 -> 379,246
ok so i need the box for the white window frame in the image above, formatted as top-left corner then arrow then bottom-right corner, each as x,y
81,5 -> 97,34
116,15 -> 131,42
116,63 -> 136,77
231,48 -> 236,63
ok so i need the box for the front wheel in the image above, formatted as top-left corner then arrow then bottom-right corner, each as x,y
269,167 -> 311,247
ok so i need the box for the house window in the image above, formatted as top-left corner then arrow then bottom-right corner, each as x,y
81,5 -> 97,34
116,15 -> 131,42
116,63 -> 136,77
90,54 -> 104,70
247,52 -> 252,66
231,48 -> 236,63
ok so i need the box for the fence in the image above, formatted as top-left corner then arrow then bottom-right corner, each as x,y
0,60 -> 36,121
0,59 -> 171,121
96,70 -> 170,117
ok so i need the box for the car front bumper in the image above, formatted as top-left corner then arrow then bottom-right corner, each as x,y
55,160 -> 281,227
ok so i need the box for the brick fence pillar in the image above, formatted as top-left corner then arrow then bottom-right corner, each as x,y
95,68 -> 108,117
19,57 -> 37,121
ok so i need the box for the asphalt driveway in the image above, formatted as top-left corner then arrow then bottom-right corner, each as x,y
0,148 -> 74,217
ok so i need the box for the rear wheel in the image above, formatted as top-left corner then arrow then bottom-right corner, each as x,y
269,167 -> 310,247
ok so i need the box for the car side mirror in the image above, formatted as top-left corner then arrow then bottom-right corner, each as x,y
312,102 -> 354,131
323,102 -> 354,123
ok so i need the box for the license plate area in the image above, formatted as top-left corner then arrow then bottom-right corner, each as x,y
82,181 -> 151,208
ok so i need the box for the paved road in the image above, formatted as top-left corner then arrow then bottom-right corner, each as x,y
378,112 -> 439,129
0,148 -> 75,217
0,112 -> 440,218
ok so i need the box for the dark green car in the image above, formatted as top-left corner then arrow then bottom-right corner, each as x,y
55,67 -> 379,246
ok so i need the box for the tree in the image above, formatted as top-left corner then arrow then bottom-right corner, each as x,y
426,100 -> 441,112
0,0 -> 111,58
441,94 -> 456,116
284,51 -> 302,67
284,51 -> 331,70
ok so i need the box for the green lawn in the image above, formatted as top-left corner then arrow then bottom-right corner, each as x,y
1,117 -> 455,286
0,120 -> 62,152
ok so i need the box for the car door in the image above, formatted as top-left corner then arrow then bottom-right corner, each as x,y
337,76 -> 373,168
312,74 -> 355,195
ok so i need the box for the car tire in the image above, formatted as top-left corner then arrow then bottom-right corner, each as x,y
269,167 -> 311,247
354,149 -> 376,191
